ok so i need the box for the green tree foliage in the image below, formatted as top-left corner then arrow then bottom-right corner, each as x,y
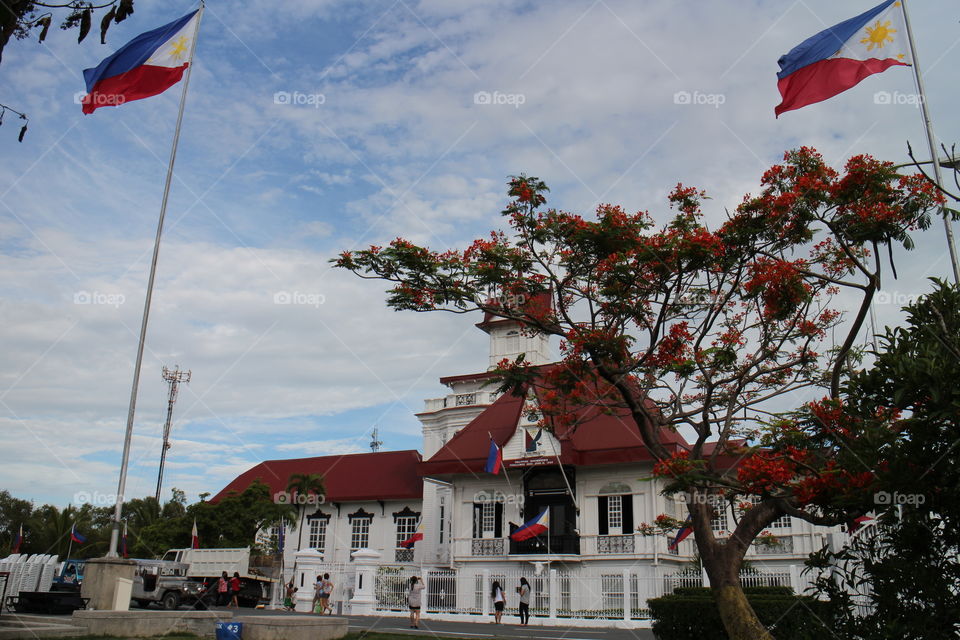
285,473 -> 325,551
806,280 -> 960,639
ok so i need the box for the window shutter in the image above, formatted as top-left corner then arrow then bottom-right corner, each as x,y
621,494 -> 634,532
494,502 -> 503,537
472,503 -> 482,538
598,496 -> 609,536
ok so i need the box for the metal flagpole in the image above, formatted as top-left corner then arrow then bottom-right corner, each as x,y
108,4 -> 206,557
900,0 -> 960,284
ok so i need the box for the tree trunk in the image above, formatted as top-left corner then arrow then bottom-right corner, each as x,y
707,562 -> 773,640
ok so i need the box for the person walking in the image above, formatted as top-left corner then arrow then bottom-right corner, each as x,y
320,573 -> 334,615
491,580 -> 506,624
407,576 -> 425,628
229,572 -> 242,608
312,576 -> 324,613
216,571 -> 230,607
517,577 -> 531,625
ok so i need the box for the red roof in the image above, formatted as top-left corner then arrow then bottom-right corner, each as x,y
438,371 -> 498,386
420,387 -> 691,476
211,450 -> 423,503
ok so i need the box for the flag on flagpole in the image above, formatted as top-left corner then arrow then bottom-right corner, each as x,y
11,524 -> 22,553
120,521 -> 129,558
510,508 -> 550,542
70,525 -> 87,544
191,520 -> 200,549
775,0 -> 911,117
848,515 -> 874,534
525,428 -> 542,453
401,519 -> 425,549
668,517 -> 693,551
81,9 -> 201,114
484,438 -> 503,474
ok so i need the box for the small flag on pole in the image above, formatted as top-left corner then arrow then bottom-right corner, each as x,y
775,0 -> 911,117
120,522 -> 129,558
668,517 -> 693,551
11,524 -> 23,553
70,525 -> 87,544
510,508 -> 549,542
401,519 -> 424,549
80,9 -> 201,114
191,520 -> 200,549
484,438 -> 503,474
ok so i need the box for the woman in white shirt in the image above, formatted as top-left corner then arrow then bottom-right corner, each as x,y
407,576 -> 425,629
491,580 -> 506,624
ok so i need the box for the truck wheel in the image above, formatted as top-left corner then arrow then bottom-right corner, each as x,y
161,592 -> 180,610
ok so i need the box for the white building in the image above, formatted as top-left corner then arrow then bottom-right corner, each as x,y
218,309 -> 837,621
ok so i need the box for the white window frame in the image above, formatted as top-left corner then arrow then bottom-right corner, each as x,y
395,516 -> 417,549
308,519 -> 327,551
481,502 -> 495,539
607,495 -> 623,534
351,517 -> 371,550
711,509 -> 728,533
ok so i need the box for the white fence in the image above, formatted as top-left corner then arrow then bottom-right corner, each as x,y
371,564 -> 814,624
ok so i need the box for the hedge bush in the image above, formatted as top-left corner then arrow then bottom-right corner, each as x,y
649,591 -> 833,640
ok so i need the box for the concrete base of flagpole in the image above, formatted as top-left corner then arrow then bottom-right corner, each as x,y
82,557 -> 137,610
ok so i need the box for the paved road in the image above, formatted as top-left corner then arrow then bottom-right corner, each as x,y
222,609 -> 655,640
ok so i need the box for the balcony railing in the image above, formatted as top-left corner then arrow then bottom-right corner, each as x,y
471,538 -> 504,556
597,534 -> 635,554
395,548 -> 414,562
509,534 -> 580,555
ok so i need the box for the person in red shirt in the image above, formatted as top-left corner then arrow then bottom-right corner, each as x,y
229,572 -> 241,608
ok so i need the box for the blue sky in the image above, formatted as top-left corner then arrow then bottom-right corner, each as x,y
1,0 -> 958,507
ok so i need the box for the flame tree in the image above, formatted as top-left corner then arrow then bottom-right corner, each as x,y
335,147 -> 944,639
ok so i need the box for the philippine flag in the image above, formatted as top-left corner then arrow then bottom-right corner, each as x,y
511,508 -> 549,542
401,520 -> 424,549
81,9 -> 201,114
120,522 -> 129,558
70,525 -> 87,545
191,520 -> 200,549
484,439 -> 503,475
12,524 -> 23,554
775,0 -> 910,117
668,517 -> 693,551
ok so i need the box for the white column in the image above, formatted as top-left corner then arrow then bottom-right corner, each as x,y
622,569 -> 630,622
293,548 -> 324,613
349,549 -> 381,615
548,568 -> 558,620
482,569 -> 491,616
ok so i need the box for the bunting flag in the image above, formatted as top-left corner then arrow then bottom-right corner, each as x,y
11,524 -> 23,554
81,9 -> 201,114
668,517 -> 693,551
775,0 -> 911,116
70,525 -> 87,545
484,438 -> 502,475
401,519 -> 425,549
848,515 -> 874,534
120,521 -> 129,558
191,520 -> 200,549
510,508 -> 549,542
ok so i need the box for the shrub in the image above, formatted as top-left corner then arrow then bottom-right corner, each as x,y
649,592 -> 833,640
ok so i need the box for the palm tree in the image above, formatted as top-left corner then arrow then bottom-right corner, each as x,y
285,473 -> 326,552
